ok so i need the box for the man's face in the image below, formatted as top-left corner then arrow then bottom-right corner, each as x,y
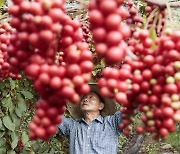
80,92 -> 104,113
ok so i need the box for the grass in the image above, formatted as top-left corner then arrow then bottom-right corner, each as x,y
166,125 -> 180,152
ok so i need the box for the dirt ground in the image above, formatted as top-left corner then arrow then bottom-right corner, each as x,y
121,134 -> 180,154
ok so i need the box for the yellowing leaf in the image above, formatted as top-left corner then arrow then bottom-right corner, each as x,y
0,0 -> 4,7
149,27 -> 157,49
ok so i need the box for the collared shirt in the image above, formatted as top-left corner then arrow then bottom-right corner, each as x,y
58,111 -> 122,154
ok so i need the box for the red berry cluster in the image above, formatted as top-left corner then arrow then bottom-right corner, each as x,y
29,100 -> 65,140
126,30 -> 180,139
99,29 -> 180,139
59,19 -> 84,50
8,0 -> 94,140
9,0 -> 66,54
128,29 -> 153,55
98,67 -> 131,105
28,58 -> 93,140
98,65 -> 136,136
126,1 -> 144,29
0,23 -> 21,80
8,0 -> 74,71
89,0 -> 131,64
81,22 -> 91,44
8,0 -> 87,70
25,43 -> 93,104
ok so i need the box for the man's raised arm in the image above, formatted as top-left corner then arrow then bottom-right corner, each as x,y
58,116 -> 75,136
107,110 -> 123,135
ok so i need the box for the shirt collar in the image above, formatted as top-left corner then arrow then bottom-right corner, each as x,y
95,115 -> 103,123
80,115 -> 103,124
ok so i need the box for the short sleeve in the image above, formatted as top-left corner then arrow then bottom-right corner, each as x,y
107,111 -> 123,135
58,116 -> 75,136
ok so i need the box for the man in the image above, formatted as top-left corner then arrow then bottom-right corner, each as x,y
58,83 -> 123,154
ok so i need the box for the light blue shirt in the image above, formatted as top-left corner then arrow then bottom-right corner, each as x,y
58,111 -> 122,154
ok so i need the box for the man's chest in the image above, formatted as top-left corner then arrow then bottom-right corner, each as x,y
70,122 -> 118,147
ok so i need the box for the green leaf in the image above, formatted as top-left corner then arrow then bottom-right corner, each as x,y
21,90 -> 33,99
25,141 -> 31,148
15,103 -> 26,118
0,0 -> 4,7
18,97 -> 27,111
7,150 -> 16,154
0,131 -> 4,138
149,27 -> 157,49
0,110 -> 4,117
9,78 -> 16,89
5,82 -> 10,87
21,151 -> 33,154
9,104 -> 15,115
10,131 -> 19,149
24,80 -> 30,87
0,138 -> 6,146
10,113 -> 20,127
15,108 -> 23,118
2,116 -> 15,131
0,82 -> 5,89
0,123 -> 5,131
2,90 -> 8,97
0,119 -> 2,129
15,96 -> 27,117
1,97 -> 12,108
17,93 -> 25,103
49,149 -> 55,154
0,147 -> 6,154
22,132 -> 29,145
95,64 -> 103,69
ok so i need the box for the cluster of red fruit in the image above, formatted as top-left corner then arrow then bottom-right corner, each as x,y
9,0 -> 66,56
8,0 -> 93,140
29,100 -> 65,140
8,0 -> 67,73
81,23 -> 91,44
98,67 -> 131,105
4,0 -> 180,141
126,1 -> 143,30
25,42 -> 93,105
0,23 -> 21,80
124,29 -> 180,139
99,29 -> 180,139
89,0 -> 131,64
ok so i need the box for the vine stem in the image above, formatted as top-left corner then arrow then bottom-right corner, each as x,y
144,7 -> 159,29
166,1 -> 173,27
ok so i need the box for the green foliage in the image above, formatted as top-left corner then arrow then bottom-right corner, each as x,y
3,116 -> 15,131
149,27 -> 158,49
0,76 -> 37,153
118,134 -> 128,153
166,124 -> 180,151
0,75 -> 70,153
0,0 -> 4,7
0,0 -> 179,153
20,90 -> 34,100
